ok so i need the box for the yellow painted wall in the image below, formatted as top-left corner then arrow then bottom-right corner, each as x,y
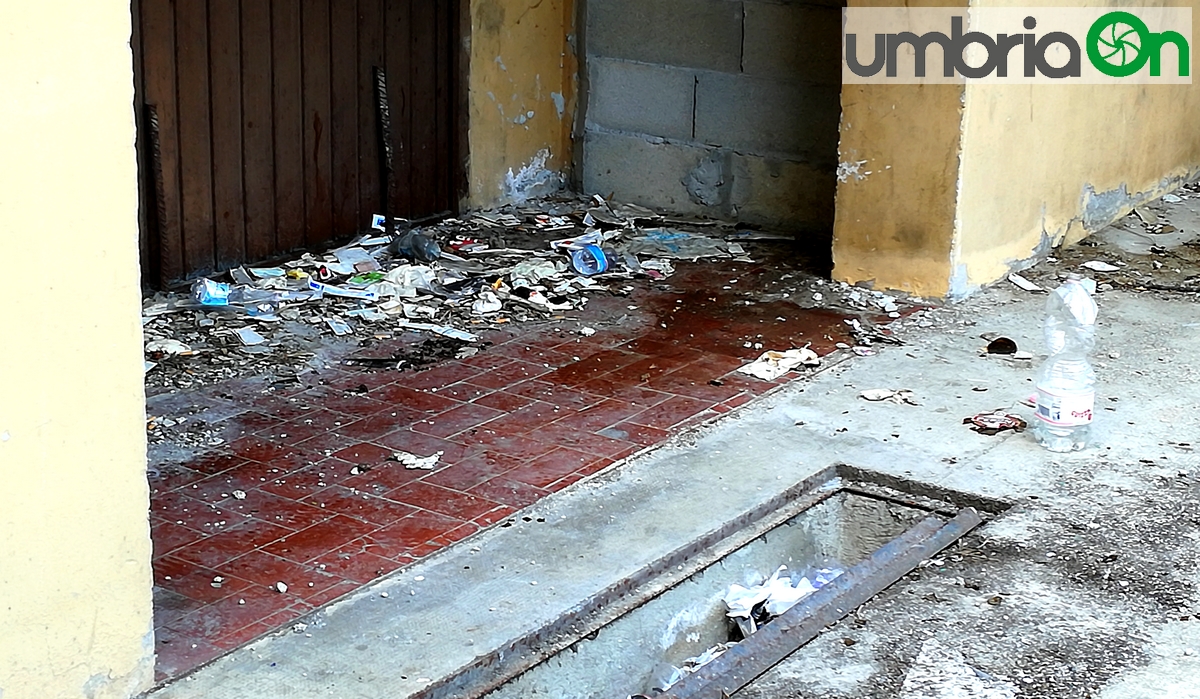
832,0 -> 968,298
467,0 -> 578,207
954,1 -> 1200,294
832,83 -> 965,297
834,0 -> 1200,298
0,2 -> 155,698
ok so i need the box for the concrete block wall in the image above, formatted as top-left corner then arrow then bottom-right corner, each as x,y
582,0 -> 842,232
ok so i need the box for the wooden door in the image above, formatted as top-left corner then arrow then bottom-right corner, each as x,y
134,0 -> 464,287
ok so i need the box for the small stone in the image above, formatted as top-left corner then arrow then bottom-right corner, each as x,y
232,490 -> 247,500
987,595 -> 1003,606
380,592 -> 389,598
273,581 -> 288,594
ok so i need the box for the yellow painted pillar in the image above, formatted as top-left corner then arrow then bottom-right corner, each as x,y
467,0 -> 579,208
0,2 -> 154,698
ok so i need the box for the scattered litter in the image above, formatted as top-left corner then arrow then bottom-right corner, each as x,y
232,490 -> 247,500
1081,260 -> 1121,273
146,339 -> 192,357
964,410 -> 1027,435
141,195 -> 791,394
234,327 -> 267,346
1007,273 -> 1043,292
391,451 -> 443,470
579,326 -> 596,337
325,317 -> 353,337
1163,193 -> 1183,204
650,564 -> 843,694
724,564 -> 844,638
652,643 -> 737,693
471,290 -> 503,315
859,388 -> 918,405
986,337 -> 1018,355
737,348 -> 820,381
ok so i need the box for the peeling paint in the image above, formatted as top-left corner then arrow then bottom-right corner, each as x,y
494,55 -> 507,71
551,91 -> 565,118
504,148 -> 564,203
836,159 -> 869,183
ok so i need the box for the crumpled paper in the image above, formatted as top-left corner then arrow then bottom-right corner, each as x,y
737,348 -> 820,381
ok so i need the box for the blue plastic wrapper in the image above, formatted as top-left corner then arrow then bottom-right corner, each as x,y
191,278 -> 231,306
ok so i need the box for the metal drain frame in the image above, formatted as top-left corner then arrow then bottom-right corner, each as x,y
416,465 -> 1004,699
659,508 -> 983,699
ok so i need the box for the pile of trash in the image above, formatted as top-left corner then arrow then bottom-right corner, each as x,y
142,195 -> 763,392
648,563 -> 845,694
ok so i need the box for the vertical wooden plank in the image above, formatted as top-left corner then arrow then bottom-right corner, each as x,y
141,0 -> 185,283
453,0 -> 471,213
330,0 -> 360,235
132,0 -> 159,287
433,0 -> 453,213
302,0 -> 334,247
175,0 -> 216,275
273,0 -> 306,253
409,0 -> 437,216
209,0 -> 246,268
241,0 -> 277,262
357,0 -> 384,220
384,0 -> 412,218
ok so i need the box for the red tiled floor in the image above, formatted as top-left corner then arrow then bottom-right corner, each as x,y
385,481 -> 504,521
412,401 -> 505,438
505,447 -> 604,489
423,451 -> 522,490
172,518 -> 293,569
262,515 -> 378,564
148,252 -> 866,681
302,485 -> 418,526
468,476 -> 550,508
312,538 -> 408,583
366,510 -> 469,559
462,359 -> 553,389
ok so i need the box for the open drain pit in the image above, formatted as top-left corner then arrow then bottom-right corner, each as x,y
416,467 -> 997,699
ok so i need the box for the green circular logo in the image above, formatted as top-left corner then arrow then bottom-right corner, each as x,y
1088,11 -> 1152,77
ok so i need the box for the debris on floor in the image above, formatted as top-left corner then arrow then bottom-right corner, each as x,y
736,348 -> 820,381
985,337 -> 1018,355
649,563 -> 845,693
390,450 -> 442,470
963,410 -> 1027,435
141,195 -> 827,393
859,388 -> 919,405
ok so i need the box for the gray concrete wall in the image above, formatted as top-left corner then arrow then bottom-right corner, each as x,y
582,0 -> 842,232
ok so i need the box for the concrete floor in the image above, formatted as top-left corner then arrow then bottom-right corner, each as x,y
146,198 -> 1200,698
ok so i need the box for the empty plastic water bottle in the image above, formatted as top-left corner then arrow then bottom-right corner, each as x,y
1034,275 -> 1098,452
390,228 -> 441,263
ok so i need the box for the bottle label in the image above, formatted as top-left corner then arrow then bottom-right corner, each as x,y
1036,387 -> 1094,426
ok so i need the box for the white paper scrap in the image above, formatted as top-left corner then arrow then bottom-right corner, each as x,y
1007,273 -> 1042,292
736,348 -> 819,381
234,327 -> 267,346
1081,260 -> 1121,272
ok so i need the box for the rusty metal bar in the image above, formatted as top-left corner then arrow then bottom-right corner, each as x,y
659,507 -> 984,699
